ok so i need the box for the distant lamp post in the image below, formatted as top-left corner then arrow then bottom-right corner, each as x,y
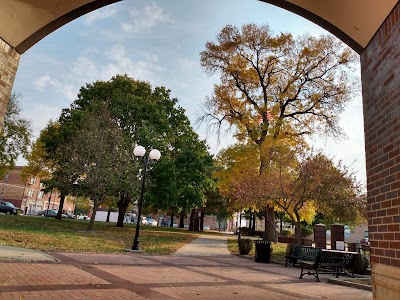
131,145 -> 161,251
238,211 -> 242,240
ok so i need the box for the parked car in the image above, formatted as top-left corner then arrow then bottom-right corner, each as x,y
38,209 -> 67,218
146,218 -> 158,226
360,238 -> 370,245
65,213 -> 76,219
0,201 -> 22,215
77,215 -> 90,220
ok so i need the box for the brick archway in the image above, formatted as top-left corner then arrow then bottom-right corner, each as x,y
1,1 -> 400,298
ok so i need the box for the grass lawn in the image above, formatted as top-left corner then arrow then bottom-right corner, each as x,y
0,215 -> 204,254
228,237 -> 288,262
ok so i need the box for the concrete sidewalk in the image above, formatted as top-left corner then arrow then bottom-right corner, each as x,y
0,245 -> 58,261
172,235 -> 230,256
0,236 -> 372,299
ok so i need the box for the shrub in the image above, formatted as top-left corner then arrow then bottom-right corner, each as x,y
301,226 -> 314,238
238,238 -> 253,255
353,254 -> 370,275
281,230 -> 291,237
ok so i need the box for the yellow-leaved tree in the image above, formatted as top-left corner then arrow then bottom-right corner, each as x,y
199,23 -> 359,240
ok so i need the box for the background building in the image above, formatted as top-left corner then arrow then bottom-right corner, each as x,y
0,167 -> 75,215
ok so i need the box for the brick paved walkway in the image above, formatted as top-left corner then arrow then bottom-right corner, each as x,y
0,250 -> 372,299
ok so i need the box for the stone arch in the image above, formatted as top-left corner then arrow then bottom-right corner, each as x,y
1,1 -> 400,298
13,0 -> 122,54
260,0 -> 363,54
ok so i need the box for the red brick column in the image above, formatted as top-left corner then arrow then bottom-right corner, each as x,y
0,38 -> 20,128
330,224 -> 344,250
314,223 -> 326,249
361,2 -> 400,298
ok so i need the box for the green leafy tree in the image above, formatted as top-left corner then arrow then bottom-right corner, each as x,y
58,105 -> 132,230
148,130 -> 215,230
27,121 -> 75,220
0,93 -> 31,178
203,189 -> 231,232
37,74 -> 212,229
61,75 -> 205,227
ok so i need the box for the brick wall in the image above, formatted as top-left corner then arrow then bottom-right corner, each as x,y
361,1 -> 400,268
361,2 -> 400,298
0,38 -> 20,128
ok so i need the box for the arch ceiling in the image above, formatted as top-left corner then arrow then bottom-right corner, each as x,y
0,0 -> 398,54
0,0 -> 122,54
261,0 -> 399,54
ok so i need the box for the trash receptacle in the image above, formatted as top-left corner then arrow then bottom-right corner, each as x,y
255,240 -> 271,263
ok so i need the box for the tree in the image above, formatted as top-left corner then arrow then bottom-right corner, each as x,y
213,142 -> 278,240
203,189 -> 232,232
36,74 -> 214,229
0,93 -> 31,178
199,24 -> 358,239
213,143 -> 259,208
22,136 -> 53,180
261,148 -> 364,245
58,105 -> 132,230
147,129 -> 215,230
213,139 -> 365,243
66,75 -> 213,227
26,121 -> 76,220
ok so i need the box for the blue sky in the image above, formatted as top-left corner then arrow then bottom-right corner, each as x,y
12,0 -> 365,183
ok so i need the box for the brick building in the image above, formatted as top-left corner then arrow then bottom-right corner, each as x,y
0,166 -> 75,215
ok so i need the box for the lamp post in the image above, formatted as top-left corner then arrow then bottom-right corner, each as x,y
238,211 -> 242,240
131,145 -> 161,251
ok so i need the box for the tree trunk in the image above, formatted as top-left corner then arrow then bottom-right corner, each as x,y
170,212 -> 174,227
200,211 -> 204,231
55,193 -> 65,220
88,203 -> 99,230
179,213 -> 185,228
116,199 -> 130,227
106,209 -> 111,222
264,206 -> 276,242
295,220 -> 303,245
189,209 -> 196,231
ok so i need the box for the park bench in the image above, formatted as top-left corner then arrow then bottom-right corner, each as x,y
285,245 -> 320,267
299,249 -> 358,282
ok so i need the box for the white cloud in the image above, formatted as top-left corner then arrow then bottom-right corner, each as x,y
102,44 -> 166,79
33,74 -> 81,104
121,2 -> 173,33
32,45 -> 169,106
33,75 -> 58,91
84,8 -> 117,25
71,57 -> 99,81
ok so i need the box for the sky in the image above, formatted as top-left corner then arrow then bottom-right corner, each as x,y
11,0 -> 366,184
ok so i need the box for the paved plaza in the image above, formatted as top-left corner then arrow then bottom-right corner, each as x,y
0,235 -> 372,299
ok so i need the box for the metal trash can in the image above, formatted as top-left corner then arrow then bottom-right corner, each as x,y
255,240 -> 271,263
